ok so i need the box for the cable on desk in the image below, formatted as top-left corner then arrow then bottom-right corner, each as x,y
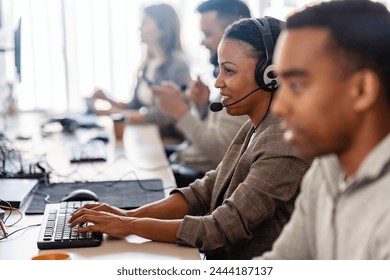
44,156 -> 92,185
39,149 -> 178,193
0,139 -> 51,181
0,199 -> 13,223
88,155 -> 175,191
0,223 -> 41,241
0,204 -> 23,227
33,191 -> 54,204
121,155 -> 171,171
42,153 -> 81,183
66,168 -> 175,193
0,203 -> 24,238
87,154 -> 162,177
62,154 -> 174,192
115,169 -> 169,192
91,153 -> 171,174
88,154 -> 127,177
45,150 -> 171,186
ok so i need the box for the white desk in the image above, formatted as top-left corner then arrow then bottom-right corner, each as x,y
0,115 -> 200,260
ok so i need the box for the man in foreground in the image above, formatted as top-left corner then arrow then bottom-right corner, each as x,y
258,0 -> 390,259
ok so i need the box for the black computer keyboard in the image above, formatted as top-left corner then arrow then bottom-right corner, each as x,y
70,140 -> 107,163
37,201 -> 103,249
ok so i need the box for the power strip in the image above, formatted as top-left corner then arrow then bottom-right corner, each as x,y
0,208 -> 4,220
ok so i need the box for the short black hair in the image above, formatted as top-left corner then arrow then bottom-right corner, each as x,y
223,17 -> 283,70
196,0 -> 251,28
287,0 -> 390,108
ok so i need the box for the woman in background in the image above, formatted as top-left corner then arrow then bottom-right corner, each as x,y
92,3 -> 191,140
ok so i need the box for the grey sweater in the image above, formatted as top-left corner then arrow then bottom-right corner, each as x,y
128,51 -> 191,139
258,132 -> 390,259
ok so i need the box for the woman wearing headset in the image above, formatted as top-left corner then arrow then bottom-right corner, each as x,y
70,17 -> 310,260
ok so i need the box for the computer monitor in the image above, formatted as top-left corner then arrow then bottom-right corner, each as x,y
0,18 -> 20,134
0,0 -> 2,28
0,18 -> 21,82
14,18 -> 21,82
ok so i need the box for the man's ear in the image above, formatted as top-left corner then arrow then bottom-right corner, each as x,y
350,69 -> 380,112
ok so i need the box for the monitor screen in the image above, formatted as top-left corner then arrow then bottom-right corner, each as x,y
14,18 -> 21,82
0,0 -> 2,28
0,18 -> 20,82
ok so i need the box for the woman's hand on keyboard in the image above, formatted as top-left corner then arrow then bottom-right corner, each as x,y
68,208 -> 135,238
72,203 -> 127,217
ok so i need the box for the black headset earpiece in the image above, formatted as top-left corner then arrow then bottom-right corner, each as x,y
250,18 -> 279,92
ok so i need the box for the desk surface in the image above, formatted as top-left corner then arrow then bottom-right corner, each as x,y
0,114 -> 200,260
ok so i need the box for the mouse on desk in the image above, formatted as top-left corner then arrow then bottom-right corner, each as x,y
60,189 -> 99,202
89,135 -> 110,144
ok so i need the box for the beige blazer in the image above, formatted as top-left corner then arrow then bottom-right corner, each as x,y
173,114 -> 310,259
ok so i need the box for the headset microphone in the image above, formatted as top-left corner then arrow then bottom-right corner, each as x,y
209,81 -> 276,112
209,101 -> 224,112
